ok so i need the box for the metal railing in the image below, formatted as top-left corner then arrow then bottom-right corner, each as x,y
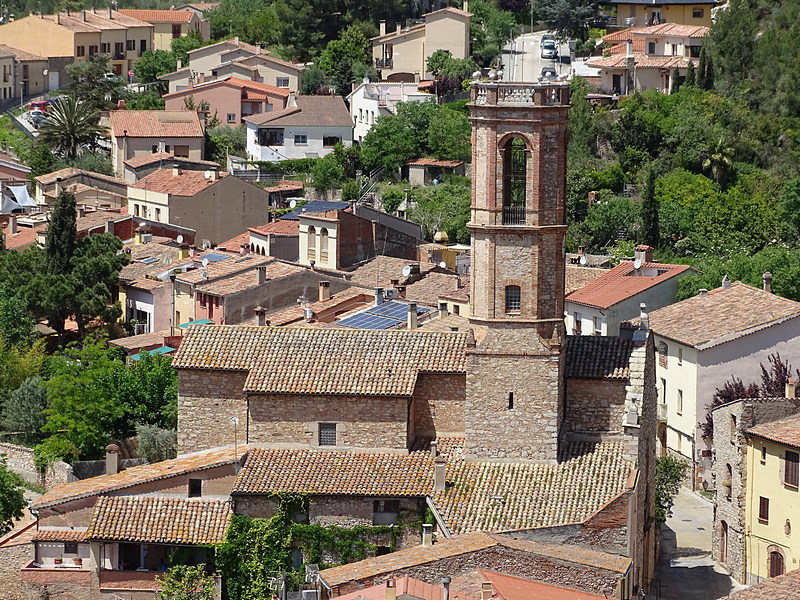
502,205 -> 526,225
375,58 -> 393,68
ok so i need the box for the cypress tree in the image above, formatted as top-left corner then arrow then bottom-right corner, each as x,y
45,189 -> 77,276
697,45 -> 708,90
669,68 -> 680,94
684,61 -> 696,87
703,50 -> 715,90
640,166 -> 659,247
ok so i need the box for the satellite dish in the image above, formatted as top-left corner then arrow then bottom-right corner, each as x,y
204,170 -> 212,179
633,258 -> 642,269
289,199 -> 297,208
176,234 -> 184,244
579,255 -> 587,266
439,261 -> 447,269
202,258 -> 209,267
138,222 -> 146,227
402,265 -> 412,277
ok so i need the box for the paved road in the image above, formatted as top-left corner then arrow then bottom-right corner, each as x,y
652,488 -> 747,600
500,31 -> 570,83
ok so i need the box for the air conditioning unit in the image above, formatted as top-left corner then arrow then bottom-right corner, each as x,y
141,233 -> 152,243
384,288 -> 399,300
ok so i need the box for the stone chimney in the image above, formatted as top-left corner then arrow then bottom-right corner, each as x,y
375,288 -> 384,306
105,444 -> 120,475
287,92 -> 297,108
787,377 -> 797,399
379,20 -> 386,36
698,288 -> 709,298
385,578 -> 396,600
8,215 -> 17,236
722,275 -> 731,290
430,440 -> 437,457
763,271 -> 773,293
480,582 -> 493,600
634,244 -> 653,264
626,39 -> 634,58
239,243 -> 250,256
256,266 -> 267,285
407,302 -> 418,330
254,306 -> 267,326
422,523 -> 433,547
319,280 -> 331,302
172,163 -> 182,177
434,457 -> 445,491
442,577 -> 451,600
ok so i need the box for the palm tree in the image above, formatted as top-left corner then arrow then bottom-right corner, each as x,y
38,97 -> 106,160
702,137 -> 734,186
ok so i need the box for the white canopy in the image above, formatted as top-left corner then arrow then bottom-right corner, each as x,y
8,185 -> 37,208
0,194 -> 22,214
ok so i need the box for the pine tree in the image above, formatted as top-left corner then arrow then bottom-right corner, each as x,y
640,166 -> 659,247
45,190 -> 77,276
684,61 -> 696,87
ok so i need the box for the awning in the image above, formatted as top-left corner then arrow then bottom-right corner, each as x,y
178,318 -> 213,329
1,194 -> 22,213
8,185 -> 38,208
129,346 -> 175,360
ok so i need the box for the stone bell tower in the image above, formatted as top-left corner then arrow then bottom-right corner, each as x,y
464,82 -> 571,462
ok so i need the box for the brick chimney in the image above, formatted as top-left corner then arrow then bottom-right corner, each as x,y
105,444 -> 120,475
422,523 -> 433,547
407,302 -> 418,330
763,271 -> 773,293
385,578 -> 396,600
254,306 -> 266,326
634,244 -> 653,264
172,163 -> 182,177
256,266 -> 267,285
319,280 -> 331,302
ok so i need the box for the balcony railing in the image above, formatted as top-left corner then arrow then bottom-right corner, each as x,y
502,205 -> 526,225
375,58 -> 393,69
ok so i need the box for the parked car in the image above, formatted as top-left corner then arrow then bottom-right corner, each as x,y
26,109 -> 44,123
541,40 -> 558,59
541,66 -> 558,79
541,33 -> 556,43
31,113 -> 49,129
29,100 -> 48,113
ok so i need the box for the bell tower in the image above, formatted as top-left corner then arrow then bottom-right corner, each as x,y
465,82 -> 571,462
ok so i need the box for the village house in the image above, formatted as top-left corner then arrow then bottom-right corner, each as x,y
711,384 -> 800,585
0,9 -> 153,82
722,568 -> 800,599
371,7 -> 472,81
599,0 -> 717,29
565,245 -> 692,337
347,81 -> 433,141
122,152 -> 220,183
246,219 -> 300,261
127,166 -> 269,245
109,110 -> 205,176
244,95 -> 354,161
163,77 -> 291,126
648,279 -> 800,489
587,23 -> 710,94
34,167 -> 129,210
0,45 -> 49,101
118,9 -> 210,50
174,3 -> 219,19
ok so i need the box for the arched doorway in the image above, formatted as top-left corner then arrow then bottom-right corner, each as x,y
768,546 -> 785,578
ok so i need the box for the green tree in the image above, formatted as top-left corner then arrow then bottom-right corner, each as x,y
409,178 -> 471,243
69,234 -> 127,335
116,352 -> 178,430
136,423 -> 177,464
426,109 -> 471,162
3,376 -> 48,446
655,455 -> 688,522
534,0 -> 596,41
701,137 -> 734,187
683,60 -> 696,87
206,125 -> 247,165
777,179 -> 800,242
157,564 -> 215,600
39,97 -> 106,159
133,50 -> 178,85
171,29 -> 205,65
61,151 -> 115,176
697,44 -> 714,91
300,64 -> 327,95
65,55 -> 126,111
45,189 -> 77,276
639,166 -> 659,247
27,142 -> 56,179
567,77 -> 598,167
669,68 -> 680,95
469,0 -> 518,65
0,456 -> 25,537
310,154 -> 344,193
0,283 -> 35,347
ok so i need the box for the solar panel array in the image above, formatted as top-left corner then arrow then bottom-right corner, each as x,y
338,301 -> 431,330
200,252 -> 230,262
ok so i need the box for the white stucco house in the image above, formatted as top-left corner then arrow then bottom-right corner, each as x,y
648,279 -> 800,489
243,95 -> 354,162
565,245 -> 692,337
347,81 -> 434,142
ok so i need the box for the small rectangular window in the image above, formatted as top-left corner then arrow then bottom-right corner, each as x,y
294,134 -> 308,145
593,315 -> 602,335
692,8 -> 704,18
661,378 -> 667,403
127,39 -> 135,51
759,496 -> 769,522
323,136 -> 341,147
89,45 -> 98,56
761,446 -> 767,463
678,347 -> 683,365
172,23 -> 182,38
505,286 -> 521,313
372,499 -> 400,525
319,423 -> 337,446
276,77 -> 289,88
677,389 -> 683,415
64,542 -> 78,554
648,42 -> 655,54
227,113 -> 237,123
573,312 -> 582,334
189,478 -> 202,497
101,43 -> 110,54
77,46 -> 86,57
785,451 -> 799,487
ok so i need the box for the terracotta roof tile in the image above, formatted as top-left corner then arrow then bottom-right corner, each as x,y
162,76 -> 291,99
124,152 -> 219,168
235,53 -> 305,72
0,44 -> 45,61
406,158 -> 464,168
32,446 -> 246,509
244,96 -> 352,128
347,256 -> 438,289
32,529 -> 87,542
337,576 -> 477,600
434,442 -> 634,534
109,329 -> 171,351
724,568 -> 800,599
249,219 -> 300,236
232,447 -> 437,496
565,336 -> 634,380
565,261 -> 692,309
588,53 -> 696,69
109,110 -> 203,139
218,230 -> 251,251
187,37 -> 261,58
475,569 -> 609,600
264,286 -> 371,326
86,496 -> 231,544
118,9 -> 193,21
263,180 -> 304,194
129,169 -> 227,195
196,260 -> 305,295
648,282 -> 800,349
35,167 -> 128,187
403,272 -> 462,307
747,414 -> 800,449
175,253 -> 273,284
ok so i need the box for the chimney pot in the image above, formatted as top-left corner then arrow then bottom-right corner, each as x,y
430,440 -> 437,457
319,280 -> 331,302
385,577 -> 397,600
172,163 -> 182,177
763,271 -> 773,293
698,288 -> 709,298
407,301 -> 418,330
105,443 -> 120,475
239,243 -> 250,256
787,377 -> 797,399
380,19 -> 386,36
634,244 -> 653,264
254,306 -> 266,326
434,458 -> 445,491
422,523 -> 433,547
256,266 -> 267,285
480,582 -> 493,600
722,275 -> 731,290
442,577 -> 451,600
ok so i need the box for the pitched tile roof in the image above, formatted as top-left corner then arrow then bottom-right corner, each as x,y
232,447 -> 436,496
648,282 -> 800,349
244,96 -> 353,128
747,414 -> 800,449
0,44 -> 45,61
124,151 -> 219,169
172,325 -> 467,395
406,158 -> 464,168
109,329 -> 171,352
263,286 -> 371,326
320,531 -> 630,587
588,53 -> 696,69
433,442 -> 633,534
32,529 -> 87,542
337,576 -> 477,600
404,272 -> 463,307
565,260 -> 692,309
32,446 -> 246,509
263,180 -> 304,194
129,169 -> 227,195
119,241 -> 180,283
196,260 -> 305,296
565,336 -> 634,380
86,496 -> 231,544
162,76 -> 291,99
175,253 -> 273,285
724,568 -> 800,599
474,569 -> 609,600
35,167 -> 128,186
249,219 -> 300,236
565,265 -> 609,295
187,37 -> 261,58
346,256 -> 438,289
118,9 -> 193,22
109,110 -> 204,138
235,53 -> 305,72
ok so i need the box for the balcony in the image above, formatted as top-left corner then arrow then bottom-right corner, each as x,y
100,569 -> 160,593
375,58 -> 393,69
502,206 -> 526,225
21,562 -> 92,587
114,52 -> 125,60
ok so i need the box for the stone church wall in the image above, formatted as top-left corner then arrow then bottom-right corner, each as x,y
564,379 -> 628,436
410,373 -> 466,439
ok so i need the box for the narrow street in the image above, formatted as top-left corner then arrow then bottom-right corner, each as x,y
652,488 -> 747,599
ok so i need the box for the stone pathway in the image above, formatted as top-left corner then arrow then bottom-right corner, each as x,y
651,488 -> 748,600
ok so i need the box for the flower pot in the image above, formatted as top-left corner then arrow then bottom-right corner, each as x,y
73,557 -> 83,566
54,558 -> 63,565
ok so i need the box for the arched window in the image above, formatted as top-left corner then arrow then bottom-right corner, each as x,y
320,228 -> 329,262
307,226 -> 316,261
505,285 -> 521,313
502,137 -> 527,225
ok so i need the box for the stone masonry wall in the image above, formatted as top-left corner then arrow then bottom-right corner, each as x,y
247,394 -> 408,449
177,369 -> 248,454
410,373 -> 466,439
0,540 -> 34,600
564,379 -> 627,435
0,443 -> 72,489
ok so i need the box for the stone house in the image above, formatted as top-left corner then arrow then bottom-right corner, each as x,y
565,245 -> 692,337
109,110 -> 205,176
648,280 -> 800,489
118,9 -> 210,51
371,7 -> 471,81
163,77 -> 291,126
721,568 -> 800,600
34,167 -> 129,210
711,388 -> 800,585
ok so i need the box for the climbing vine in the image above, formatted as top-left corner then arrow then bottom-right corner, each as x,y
214,494 -> 427,600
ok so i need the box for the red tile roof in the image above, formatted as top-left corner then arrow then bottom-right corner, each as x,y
109,110 -> 204,138
118,9 -> 193,22
337,576 -> 477,600
587,53 -> 696,69
32,529 -> 87,542
162,77 -> 291,99
244,96 -> 353,128
249,219 -> 300,236
476,569 -> 609,600
565,336 -> 634,380
565,260 -> 692,309
0,44 -> 45,61
747,414 -> 800,450
406,158 -> 464,168
129,169 -> 227,196
123,152 -> 219,169
724,568 -> 800,599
